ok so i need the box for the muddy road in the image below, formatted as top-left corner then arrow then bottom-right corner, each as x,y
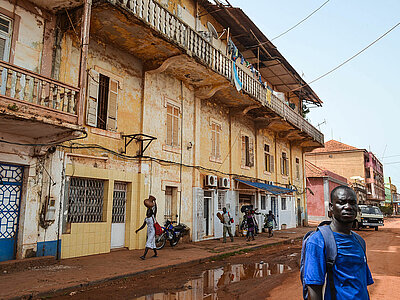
45,218 -> 400,299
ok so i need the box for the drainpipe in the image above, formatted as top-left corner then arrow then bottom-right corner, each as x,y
77,0 -> 92,126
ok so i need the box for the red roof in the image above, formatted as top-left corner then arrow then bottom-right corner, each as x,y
310,140 -> 359,154
305,160 -> 347,183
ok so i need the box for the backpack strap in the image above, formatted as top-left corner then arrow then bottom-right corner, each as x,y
318,225 -> 337,300
351,231 -> 367,254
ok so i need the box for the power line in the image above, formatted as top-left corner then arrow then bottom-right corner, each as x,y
271,0 -> 330,41
292,20 -> 400,92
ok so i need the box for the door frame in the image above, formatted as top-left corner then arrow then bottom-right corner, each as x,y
0,163 -> 24,261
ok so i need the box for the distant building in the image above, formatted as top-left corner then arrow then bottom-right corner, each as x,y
305,160 -> 348,222
306,140 -> 385,205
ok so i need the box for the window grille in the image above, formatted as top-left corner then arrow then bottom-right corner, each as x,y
281,197 -> 287,210
164,187 -> 173,221
112,182 -> 127,223
218,191 -> 226,210
261,195 -> 266,210
67,177 -> 104,223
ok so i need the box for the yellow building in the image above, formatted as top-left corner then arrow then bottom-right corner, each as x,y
0,0 -> 324,261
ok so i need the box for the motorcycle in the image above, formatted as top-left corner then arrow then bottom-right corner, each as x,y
155,220 -> 189,250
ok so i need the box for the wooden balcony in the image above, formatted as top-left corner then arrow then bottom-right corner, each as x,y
0,60 -> 84,144
96,0 -> 323,146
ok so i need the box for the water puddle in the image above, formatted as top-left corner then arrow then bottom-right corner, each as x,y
134,262 -> 291,299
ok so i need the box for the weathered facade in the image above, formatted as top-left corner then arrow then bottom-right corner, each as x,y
306,140 -> 385,205
0,0 -> 324,261
305,160 -> 348,222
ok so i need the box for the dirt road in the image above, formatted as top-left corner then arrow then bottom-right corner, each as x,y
45,218 -> 400,299
269,217 -> 400,299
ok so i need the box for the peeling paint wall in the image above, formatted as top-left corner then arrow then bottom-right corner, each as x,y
0,0 -> 48,72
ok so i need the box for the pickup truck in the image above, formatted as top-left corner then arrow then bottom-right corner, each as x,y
354,205 -> 384,231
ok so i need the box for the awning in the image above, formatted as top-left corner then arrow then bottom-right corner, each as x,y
235,179 -> 295,195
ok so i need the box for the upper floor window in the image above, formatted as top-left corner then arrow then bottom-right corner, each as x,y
0,14 -> 13,62
264,144 -> 274,173
87,70 -> 119,131
295,157 -> 300,180
211,122 -> 221,160
281,152 -> 289,176
166,103 -> 180,147
241,135 -> 254,168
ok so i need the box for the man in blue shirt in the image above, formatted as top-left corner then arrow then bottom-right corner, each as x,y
304,186 -> 374,299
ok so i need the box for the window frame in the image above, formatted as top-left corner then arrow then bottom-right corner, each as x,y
281,152 -> 289,176
166,102 -> 180,148
210,120 -> 222,162
241,133 -> 254,169
281,197 -> 287,211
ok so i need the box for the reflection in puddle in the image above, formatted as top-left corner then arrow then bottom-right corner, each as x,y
135,262 -> 291,300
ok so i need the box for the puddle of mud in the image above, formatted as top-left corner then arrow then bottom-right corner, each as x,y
134,262 -> 291,300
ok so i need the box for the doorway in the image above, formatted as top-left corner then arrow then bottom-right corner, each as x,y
297,198 -> 302,227
110,182 -> 127,249
203,191 -> 213,236
0,163 -> 23,261
271,196 -> 278,229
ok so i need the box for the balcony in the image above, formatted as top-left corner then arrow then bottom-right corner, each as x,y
0,60 -> 84,144
93,0 -> 323,146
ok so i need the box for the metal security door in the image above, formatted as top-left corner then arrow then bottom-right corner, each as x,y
110,182 -> 127,249
0,164 -> 23,261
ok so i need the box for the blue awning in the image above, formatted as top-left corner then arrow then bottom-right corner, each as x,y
235,179 -> 295,195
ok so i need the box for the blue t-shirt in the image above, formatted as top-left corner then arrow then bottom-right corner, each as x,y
304,231 -> 374,300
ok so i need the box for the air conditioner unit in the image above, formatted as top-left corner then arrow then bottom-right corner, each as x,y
205,175 -> 218,187
219,177 -> 230,189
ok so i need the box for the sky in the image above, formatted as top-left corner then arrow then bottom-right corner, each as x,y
228,0 -> 400,187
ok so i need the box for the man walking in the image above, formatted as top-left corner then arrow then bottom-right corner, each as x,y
222,207 -> 234,243
303,185 -> 373,299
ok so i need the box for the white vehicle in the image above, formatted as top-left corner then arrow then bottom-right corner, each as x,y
354,205 -> 384,231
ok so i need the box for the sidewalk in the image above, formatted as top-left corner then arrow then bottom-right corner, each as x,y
0,227 -> 311,299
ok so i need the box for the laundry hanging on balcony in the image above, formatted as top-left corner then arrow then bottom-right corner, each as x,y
232,61 -> 242,92
266,86 -> 272,104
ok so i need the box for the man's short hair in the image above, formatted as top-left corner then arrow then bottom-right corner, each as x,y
330,185 -> 356,202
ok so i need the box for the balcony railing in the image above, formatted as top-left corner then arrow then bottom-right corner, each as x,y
0,60 -> 79,115
111,0 -> 323,144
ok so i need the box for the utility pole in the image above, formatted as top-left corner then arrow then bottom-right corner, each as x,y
389,177 -> 394,215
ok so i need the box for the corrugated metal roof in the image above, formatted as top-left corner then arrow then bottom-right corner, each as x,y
198,0 -> 322,105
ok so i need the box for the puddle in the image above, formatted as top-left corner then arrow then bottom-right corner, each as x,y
134,262 -> 291,299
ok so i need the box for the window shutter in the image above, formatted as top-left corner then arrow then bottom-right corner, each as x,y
280,157 -> 283,175
241,136 -> 246,166
86,69 -> 99,127
270,155 -> 274,173
216,125 -> 220,158
211,123 -> 215,156
107,79 -> 118,131
166,105 -> 172,146
249,137 -> 254,167
173,107 -> 179,147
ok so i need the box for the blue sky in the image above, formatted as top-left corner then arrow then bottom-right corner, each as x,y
229,0 -> 400,187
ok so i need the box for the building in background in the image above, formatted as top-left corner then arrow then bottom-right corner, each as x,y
305,160 -> 347,222
0,0 -> 324,261
306,140 -> 385,205
384,177 -> 398,214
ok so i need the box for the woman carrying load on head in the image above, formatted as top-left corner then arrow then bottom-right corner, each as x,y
136,196 -> 158,260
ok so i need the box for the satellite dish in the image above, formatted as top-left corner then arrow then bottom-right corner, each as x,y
207,22 -> 218,39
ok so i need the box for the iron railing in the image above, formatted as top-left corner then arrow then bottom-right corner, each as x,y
110,0 -> 323,144
0,60 -> 79,115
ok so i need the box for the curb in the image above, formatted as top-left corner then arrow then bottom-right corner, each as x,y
14,236 -> 303,300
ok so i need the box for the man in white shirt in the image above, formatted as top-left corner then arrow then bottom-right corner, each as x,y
222,207 -> 234,243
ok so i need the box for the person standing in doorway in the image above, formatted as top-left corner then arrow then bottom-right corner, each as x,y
222,207 -> 234,243
136,202 -> 158,260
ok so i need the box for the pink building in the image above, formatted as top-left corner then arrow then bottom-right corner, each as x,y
306,160 -> 348,222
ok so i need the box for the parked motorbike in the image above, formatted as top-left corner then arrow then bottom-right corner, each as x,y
155,220 -> 189,250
